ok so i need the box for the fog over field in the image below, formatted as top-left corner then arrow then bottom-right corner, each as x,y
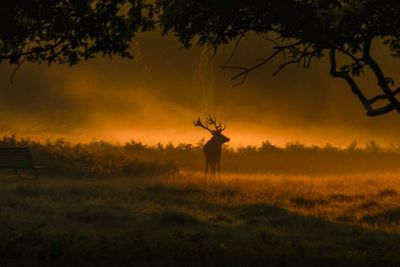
1,33 -> 400,147
4,2 -> 400,267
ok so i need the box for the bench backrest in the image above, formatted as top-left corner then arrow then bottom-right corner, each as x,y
0,147 -> 34,168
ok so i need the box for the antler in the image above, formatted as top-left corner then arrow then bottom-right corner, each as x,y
206,115 -> 226,132
193,117 -> 214,133
193,116 -> 226,133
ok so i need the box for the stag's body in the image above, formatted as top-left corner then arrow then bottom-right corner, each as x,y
194,116 -> 230,178
203,136 -> 224,177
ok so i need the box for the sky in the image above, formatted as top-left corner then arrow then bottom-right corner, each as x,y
1,33 -> 400,148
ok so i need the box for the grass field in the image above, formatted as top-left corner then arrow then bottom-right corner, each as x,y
1,172 -> 400,266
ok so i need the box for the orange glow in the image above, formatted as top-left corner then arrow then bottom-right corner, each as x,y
5,122 -> 396,149
0,34 -> 400,148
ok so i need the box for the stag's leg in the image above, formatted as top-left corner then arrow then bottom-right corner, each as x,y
210,162 -> 216,179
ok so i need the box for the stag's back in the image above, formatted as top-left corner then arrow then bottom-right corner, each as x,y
203,134 -> 230,161
203,139 -> 221,161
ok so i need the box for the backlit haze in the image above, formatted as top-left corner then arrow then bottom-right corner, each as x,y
1,33 -> 400,148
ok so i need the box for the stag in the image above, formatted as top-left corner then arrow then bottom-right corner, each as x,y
193,116 -> 230,178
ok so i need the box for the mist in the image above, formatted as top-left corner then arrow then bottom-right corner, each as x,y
0,33 -> 400,147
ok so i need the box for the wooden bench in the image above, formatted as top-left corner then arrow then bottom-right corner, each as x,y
0,147 -> 42,178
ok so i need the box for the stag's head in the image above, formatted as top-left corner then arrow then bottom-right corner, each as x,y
193,116 -> 230,144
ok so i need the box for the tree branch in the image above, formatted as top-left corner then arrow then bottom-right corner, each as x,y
368,87 -> 400,105
366,103 -> 397,116
221,48 -> 283,86
1,38 -> 67,61
273,48 -> 317,76
329,48 -> 374,114
223,34 -> 245,67
221,41 -> 305,86
363,39 -> 400,114
329,48 -> 400,117
10,56 -> 26,84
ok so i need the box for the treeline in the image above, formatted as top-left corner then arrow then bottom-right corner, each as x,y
0,136 -> 177,178
154,139 -> 400,174
224,140 -> 400,174
1,136 -> 400,176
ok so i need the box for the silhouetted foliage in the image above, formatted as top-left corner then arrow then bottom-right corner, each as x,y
156,1 -> 400,116
0,136 -> 177,177
2,135 -> 400,176
0,0 -> 154,66
4,1 -> 400,116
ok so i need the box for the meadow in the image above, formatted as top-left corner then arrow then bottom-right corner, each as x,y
1,172 -> 400,266
1,136 -> 400,266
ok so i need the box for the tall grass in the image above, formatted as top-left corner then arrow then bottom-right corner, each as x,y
1,172 -> 400,266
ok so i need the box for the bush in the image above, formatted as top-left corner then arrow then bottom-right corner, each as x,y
1,135 -> 400,176
0,135 -> 178,178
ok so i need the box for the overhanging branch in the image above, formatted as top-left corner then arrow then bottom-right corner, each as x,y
329,48 -> 399,117
363,39 -> 400,114
368,87 -> 400,105
221,48 -> 283,86
221,41 -> 317,86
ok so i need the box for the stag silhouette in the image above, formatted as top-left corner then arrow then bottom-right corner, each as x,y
193,116 -> 230,178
